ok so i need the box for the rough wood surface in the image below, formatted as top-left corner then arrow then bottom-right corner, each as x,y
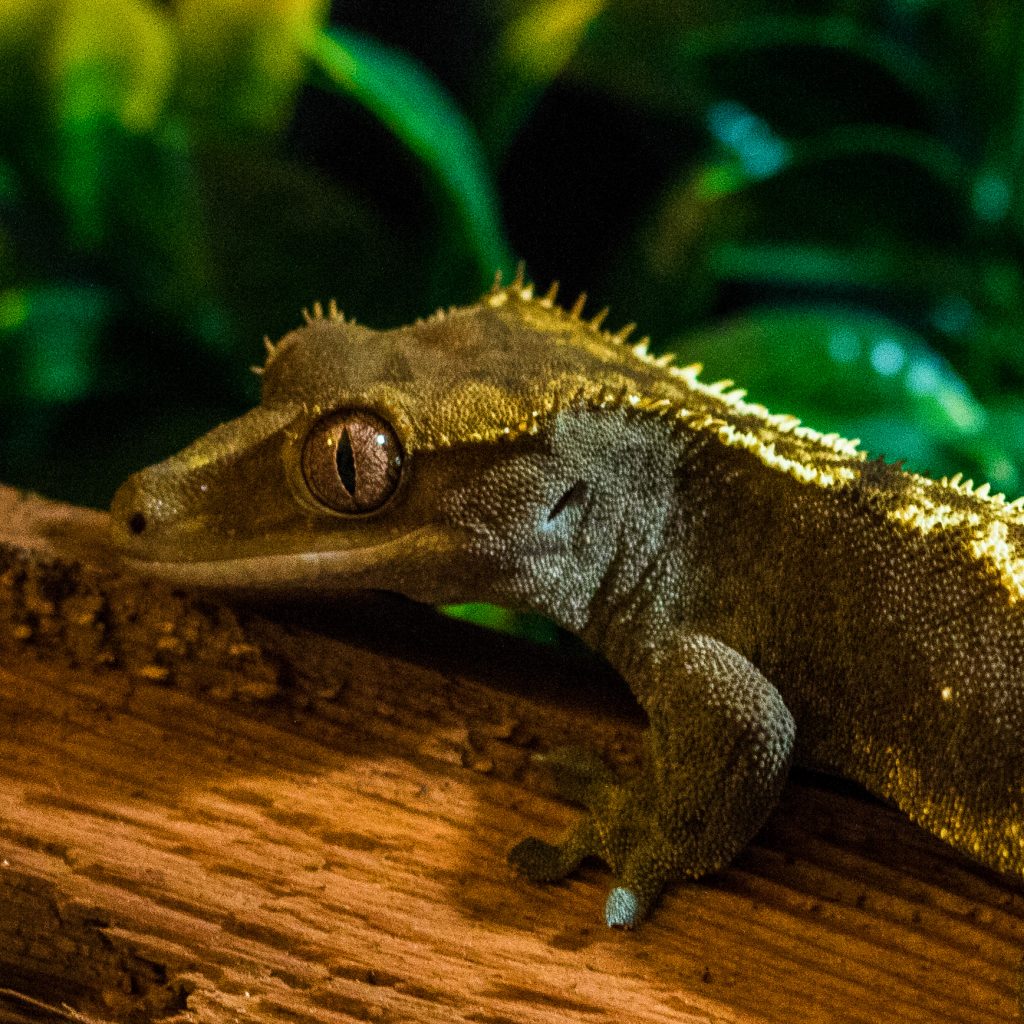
0,484 -> 1021,1024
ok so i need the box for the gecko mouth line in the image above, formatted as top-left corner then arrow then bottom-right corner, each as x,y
118,526 -> 459,591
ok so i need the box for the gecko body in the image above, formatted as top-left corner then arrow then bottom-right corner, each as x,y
110,276 -> 1024,925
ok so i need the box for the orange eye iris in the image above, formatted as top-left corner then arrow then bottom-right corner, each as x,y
301,410 -> 403,513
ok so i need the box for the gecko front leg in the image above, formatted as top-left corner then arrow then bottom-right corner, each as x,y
509,632 -> 796,926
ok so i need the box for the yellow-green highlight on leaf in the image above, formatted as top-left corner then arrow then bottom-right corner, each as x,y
42,0 -> 175,246
480,0 -> 606,159
176,0 -> 329,136
0,0 -> 52,60
692,162 -> 748,202
47,0 -> 175,135
0,289 -> 28,333
500,0 -> 606,82
306,26 -> 514,283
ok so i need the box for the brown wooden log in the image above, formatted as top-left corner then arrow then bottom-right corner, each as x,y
0,483 -> 1021,1024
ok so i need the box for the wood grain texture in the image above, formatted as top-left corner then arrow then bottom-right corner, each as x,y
0,484 -> 1021,1024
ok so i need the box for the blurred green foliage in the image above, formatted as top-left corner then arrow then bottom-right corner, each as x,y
1,0 -> 1023,637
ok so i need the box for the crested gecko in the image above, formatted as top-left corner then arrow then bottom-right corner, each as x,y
110,274 -> 1024,927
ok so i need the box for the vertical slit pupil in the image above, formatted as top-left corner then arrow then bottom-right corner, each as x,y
336,427 -> 357,495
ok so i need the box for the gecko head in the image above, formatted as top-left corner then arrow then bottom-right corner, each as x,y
109,290 -> 670,620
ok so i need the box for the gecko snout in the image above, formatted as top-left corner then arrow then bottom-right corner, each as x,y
109,473 -> 148,544
108,468 -> 181,550
126,510 -> 148,535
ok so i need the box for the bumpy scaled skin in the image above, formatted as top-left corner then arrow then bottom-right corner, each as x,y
110,275 -> 1024,927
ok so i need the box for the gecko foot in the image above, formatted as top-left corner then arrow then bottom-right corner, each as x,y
510,754 -> 689,925
508,746 -> 614,884
510,806 -> 678,927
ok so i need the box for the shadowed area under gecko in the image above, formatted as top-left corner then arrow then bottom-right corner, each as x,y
110,271 -> 1024,927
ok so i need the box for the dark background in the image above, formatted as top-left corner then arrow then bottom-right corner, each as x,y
1,0 -> 1022,513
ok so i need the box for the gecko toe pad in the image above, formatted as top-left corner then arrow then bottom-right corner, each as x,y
604,886 -> 641,928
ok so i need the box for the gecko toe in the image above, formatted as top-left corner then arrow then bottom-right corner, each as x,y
508,836 -> 553,877
535,745 -> 616,808
509,835 -> 584,882
604,886 -> 641,928
509,810 -> 602,883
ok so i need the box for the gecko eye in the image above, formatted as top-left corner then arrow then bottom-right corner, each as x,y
302,410 -> 403,513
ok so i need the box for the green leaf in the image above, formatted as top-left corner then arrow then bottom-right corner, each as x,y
0,159 -> 18,203
981,398 -> 1024,496
709,242 -> 973,297
565,10 -> 949,142
0,283 -> 112,405
107,122 -> 221,343
702,116 -> 966,200
675,14 -> 945,112
669,307 -> 1010,479
306,26 -> 514,284
441,604 -> 560,644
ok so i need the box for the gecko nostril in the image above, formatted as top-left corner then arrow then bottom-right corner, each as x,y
128,512 -> 147,536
